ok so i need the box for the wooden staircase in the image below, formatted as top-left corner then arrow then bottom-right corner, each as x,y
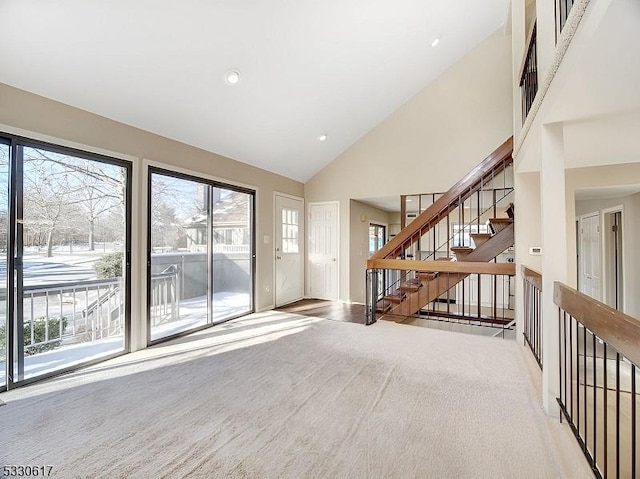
366,137 -> 515,326
377,218 -> 514,321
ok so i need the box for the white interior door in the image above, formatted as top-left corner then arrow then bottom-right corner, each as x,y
579,213 -> 602,300
308,202 -> 339,300
275,194 -> 304,306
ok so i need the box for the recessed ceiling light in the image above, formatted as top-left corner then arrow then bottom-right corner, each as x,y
431,37 -> 440,47
318,134 -> 327,142
225,70 -> 240,85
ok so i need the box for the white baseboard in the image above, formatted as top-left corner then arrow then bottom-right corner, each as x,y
257,304 -> 275,313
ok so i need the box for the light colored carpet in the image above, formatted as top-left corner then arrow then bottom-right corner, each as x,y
0,311 -> 592,479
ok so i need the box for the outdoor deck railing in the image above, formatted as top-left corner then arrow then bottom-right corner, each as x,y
150,268 -> 180,326
523,266 -> 542,368
1,270 -> 180,355
17,278 -> 124,354
556,282 -> 639,479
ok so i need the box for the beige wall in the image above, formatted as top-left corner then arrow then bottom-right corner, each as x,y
515,172 -> 542,272
349,201 -> 392,303
0,83 -> 304,349
306,29 -> 513,301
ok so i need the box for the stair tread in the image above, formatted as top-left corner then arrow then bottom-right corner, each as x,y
376,300 -> 393,313
489,217 -> 514,223
400,281 -> 422,292
470,233 -> 493,247
384,290 -> 406,303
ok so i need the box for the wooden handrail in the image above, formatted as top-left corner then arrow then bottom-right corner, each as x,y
554,282 -> 640,367
371,136 -> 513,260
367,259 -> 515,276
522,265 -> 542,290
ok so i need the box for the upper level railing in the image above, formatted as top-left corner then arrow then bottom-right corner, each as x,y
523,266 -> 542,368
520,22 -> 538,124
372,137 -> 513,261
556,0 -> 576,41
555,282 -> 639,479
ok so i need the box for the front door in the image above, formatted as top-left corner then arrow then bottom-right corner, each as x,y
275,194 -> 304,306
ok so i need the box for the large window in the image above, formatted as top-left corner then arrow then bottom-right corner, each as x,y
148,169 -> 254,343
1,136 -> 131,387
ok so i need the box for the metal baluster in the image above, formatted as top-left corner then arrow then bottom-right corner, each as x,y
95,286 -> 101,342
593,332 -> 597,471
59,288 -> 64,339
364,269 -> 376,326
616,352 -> 620,479
72,286 -> 77,336
584,325 -> 588,454
570,316 -> 574,422
45,291 -> 50,343
85,286 -> 89,336
632,364 -> 637,479
578,322 -> 581,438
559,309 -> 564,417
604,343 -> 608,479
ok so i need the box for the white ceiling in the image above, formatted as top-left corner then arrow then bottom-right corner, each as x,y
0,0 -> 509,182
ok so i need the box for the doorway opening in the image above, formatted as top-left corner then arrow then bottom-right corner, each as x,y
368,223 -> 386,298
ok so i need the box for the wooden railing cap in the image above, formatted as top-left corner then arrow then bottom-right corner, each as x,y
554,281 -> 640,367
367,259 -> 515,276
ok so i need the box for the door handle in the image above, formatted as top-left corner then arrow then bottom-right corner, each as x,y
332,258 -> 336,262
276,256 -> 281,260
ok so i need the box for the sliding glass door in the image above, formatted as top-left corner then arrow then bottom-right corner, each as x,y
148,173 -> 209,341
1,136 -> 131,387
148,169 -> 254,343
0,140 -> 9,389
211,186 -> 253,321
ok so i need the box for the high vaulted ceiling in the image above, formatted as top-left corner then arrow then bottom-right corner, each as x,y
0,0 -> 509,182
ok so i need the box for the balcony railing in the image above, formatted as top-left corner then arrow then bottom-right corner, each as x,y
523,266 -> 542,368
556,282 -> 639,479
556,0 -> 576,41
520,22 -> 538,124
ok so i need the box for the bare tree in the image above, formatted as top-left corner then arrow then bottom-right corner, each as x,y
22,148 -> 126,254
